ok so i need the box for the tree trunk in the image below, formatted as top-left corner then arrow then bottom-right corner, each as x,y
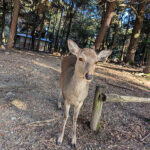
0,0 -> 6,47
95,1 -> 116,52
125,0 -> 146,64
31,27 -> 36,50
110,24 -> 117,49
121,15 -> 131,61
51,10 -> 58,52
31,10 -> 38,50
58,10 -> 69,52
65,8 -> 74,42
23,25 -> 29,49
105,26 -> 111,49
143,49 -> 150,73
44,19 -> 51,52
36,13 -> 45,51
54,10 -> 63,52
7,0 -> 20,49
142,32 -> 149,64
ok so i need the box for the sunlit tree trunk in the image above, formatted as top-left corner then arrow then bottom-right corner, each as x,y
95,1 -> 116,52
0,0 -> 6,47
125,0 -> 146,64
7,0 -> 20,49
55,9 -> 63,52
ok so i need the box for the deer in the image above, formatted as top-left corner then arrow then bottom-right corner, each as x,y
57,39 -> 112,148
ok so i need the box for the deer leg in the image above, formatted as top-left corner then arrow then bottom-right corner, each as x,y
71,104 -> 82,148
57,90 -> 62,109
57,101 -> 70,145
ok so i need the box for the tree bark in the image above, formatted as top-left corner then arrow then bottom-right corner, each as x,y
23,24 -> 29,49
31,26 -> 36,50
7,0 -> 20,49
54,10 -> 63,52
110,24 -> 117,49
143,49 -> 150,73
0,0 -> 6,47
58,10 -> 69,52
125,0 -> 146,64
65,6 -> 74,42
105,26 -> 111,49
95,1 -> 116,52
36,12 -> 45,51
121,15 -> 131,61
142,32 -> 149,64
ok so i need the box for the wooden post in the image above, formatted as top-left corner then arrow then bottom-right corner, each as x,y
90,85 -> 106,131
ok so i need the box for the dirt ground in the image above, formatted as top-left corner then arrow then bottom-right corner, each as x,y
0,48 -> 150,150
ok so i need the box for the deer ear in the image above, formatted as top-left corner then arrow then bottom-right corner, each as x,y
68,39 -> 80,56
98,50 -> 112,61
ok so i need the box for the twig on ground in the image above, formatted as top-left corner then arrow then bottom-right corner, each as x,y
140,132 -> 150,141
26,119 -> 57,127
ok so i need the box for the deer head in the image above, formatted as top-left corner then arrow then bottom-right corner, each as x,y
68,39 -> 112,81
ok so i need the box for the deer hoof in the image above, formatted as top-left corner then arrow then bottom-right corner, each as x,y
57,103 -> 62,110
57,106 -> 62,110
71,143 -> 77,150
56,140 -> 62,146
56,137 -> 62,146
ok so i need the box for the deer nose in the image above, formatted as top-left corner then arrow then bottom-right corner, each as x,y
85,73 -> 93,81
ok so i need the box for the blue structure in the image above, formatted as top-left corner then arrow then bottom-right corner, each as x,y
15,33 -> 51,51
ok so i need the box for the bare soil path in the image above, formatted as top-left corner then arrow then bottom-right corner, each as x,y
0,48 -> 150,150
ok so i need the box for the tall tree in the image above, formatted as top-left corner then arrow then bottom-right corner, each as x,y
36,12 -> 46,51
65,1 -> 76,43
121,14 -> 131,61
125,0 -> 146,64
95,1 -> 117,51
7,0 -> 20,49
54,9 -> 63,51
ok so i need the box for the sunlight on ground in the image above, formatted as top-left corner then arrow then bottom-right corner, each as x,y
25,52 -> 35,56
32,60 -> 60,73
11,99 -> 27,110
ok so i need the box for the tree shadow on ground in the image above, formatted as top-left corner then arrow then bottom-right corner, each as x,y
94,67 -> 150,98
102,65 -> 142,73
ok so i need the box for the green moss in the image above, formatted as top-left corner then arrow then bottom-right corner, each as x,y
96,120 -> 100,131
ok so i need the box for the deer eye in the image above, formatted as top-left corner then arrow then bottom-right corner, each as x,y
79,58 -> 84,61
